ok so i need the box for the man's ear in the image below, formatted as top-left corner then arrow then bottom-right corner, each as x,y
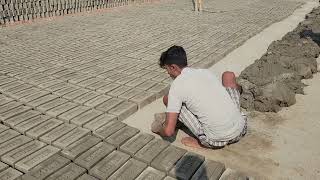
171,64 -> 180,71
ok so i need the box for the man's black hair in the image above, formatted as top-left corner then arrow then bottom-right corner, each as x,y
159,45 -> 188,68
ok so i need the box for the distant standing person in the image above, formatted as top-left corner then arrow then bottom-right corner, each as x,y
194,0 -> 203,12
151,45 -> 247,148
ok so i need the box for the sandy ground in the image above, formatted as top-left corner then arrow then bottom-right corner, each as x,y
124,1 -> 320,179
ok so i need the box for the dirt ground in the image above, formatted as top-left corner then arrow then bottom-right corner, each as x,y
124,1 -> 320,179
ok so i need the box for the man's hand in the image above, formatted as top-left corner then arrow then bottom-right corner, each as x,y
151,113 -> 166,133
158,112 -> 179,137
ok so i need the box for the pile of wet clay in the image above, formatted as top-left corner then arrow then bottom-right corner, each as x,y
238,7 -> 320,112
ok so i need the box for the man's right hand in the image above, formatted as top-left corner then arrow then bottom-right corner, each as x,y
151,113 -> 166,133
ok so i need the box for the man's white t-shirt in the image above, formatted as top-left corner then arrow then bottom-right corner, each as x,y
166,67 -> 245,141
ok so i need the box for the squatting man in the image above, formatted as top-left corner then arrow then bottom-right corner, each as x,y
151,45 -> 247,148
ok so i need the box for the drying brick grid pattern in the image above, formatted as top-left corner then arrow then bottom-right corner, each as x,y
0,0 -> 302,179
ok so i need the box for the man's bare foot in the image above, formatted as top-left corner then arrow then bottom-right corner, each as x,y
181,137 -> 202,148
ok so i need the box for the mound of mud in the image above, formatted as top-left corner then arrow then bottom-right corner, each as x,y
238,7 -> 320,112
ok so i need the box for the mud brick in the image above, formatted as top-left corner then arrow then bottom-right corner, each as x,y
0,77 -> 15,86
1,140 -> 46,166
125,78 -> 146,87
164,176 -> 176,180
46,102 -> 78,117
96,70 -> 119,79
130,91 -> 156,109
52,69 -> 76,78
26,119 -> 64,139
145,64 -> 159,71
69,74 -> 93,84
53,86 -> 79,97
0,168 -> 23,180
106,73 -> 128,82
83,114 -> 117,131
37,98 -> 68,112
147,83 -> 170,98
122,67 -> 140,75
120,133 -> 154,156
5,83 -> 33,96
169,152 -> 205,179
0,129 -> 20,144
118,88 -> 143,99
63,88 -> 89,100
59,73 -> 80,82
0,94 -> 14,106
84,94 -> 112,108
35,65 -> 53,73
108,158 -> 147,180
27,94 -> 58,108
22,73 -> 47,82
61,135 -> 101,160
15,145 -> 60,173
95,98 -> 125,113
4,110 -> 41,127
20,91 -> 51,103
0,105 -> 32,121
115,76 -> 136,85
135,80 -> 157,91
151,146 -> 186,172
33,77 -> 56,86
10,87 -> 42,100
13,115 -> 51,134
40,123 -> 77,144
135,167 -> 166,180
107,86 -> 132,97
77,78 -> 101,88
0,101 -> 22,114
0,124 -> 9,133
73,91 -> 100,104
86,80 -> 111,91
191,160 -> 226,180
38,79 -> 64,89
58,106 -> 90,122
89,150 -> 130,179
70,109 -> 103,126
162,77 -> 173,84
46,82 -> 69,92
0,81 -> 24,92
96,83 -> 120,94
45,163 -> 86,180
134,139 -> 170,165
51,126 -> 90,149
0,135 -> 32,156
74,142 -> 115,170
131,70 -> 151,77
151,74 -> 169,82
85,68 -> 108,77
77,173 -> 98,180
21,154 -> 70,180
72,64 -> 93,72
21,73 -> 47,84
115,64 -> 133,73
105,126 -> 139,148
0,162 -> 8,172
143,71 -> 162,80
93,121 -> 126,139
43,66 -> 67,75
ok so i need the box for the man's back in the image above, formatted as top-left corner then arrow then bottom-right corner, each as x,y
169,67 -> 245,141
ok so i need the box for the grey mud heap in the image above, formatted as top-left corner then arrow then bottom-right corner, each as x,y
238,7 -> 320,112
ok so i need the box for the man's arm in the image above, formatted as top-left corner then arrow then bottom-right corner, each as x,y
158,112 -> 179,137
